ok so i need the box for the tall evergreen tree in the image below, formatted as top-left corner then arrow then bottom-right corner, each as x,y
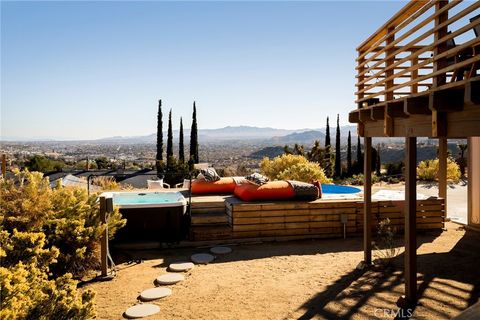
166,109 -> 174,167
347,131 -> 352,176
334,114 -> 341,177
375,143 -> 381,176
357,135 -> 363,173
189,101 -> 199,164
155,99 -> 163,173
325,117 -> 331,147
179,117 -> 185,163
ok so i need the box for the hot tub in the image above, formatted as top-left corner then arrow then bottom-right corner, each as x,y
103,191 -> 188,242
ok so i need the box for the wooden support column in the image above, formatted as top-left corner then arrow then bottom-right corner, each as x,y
468,137 -> 480,227
405,137 -> 417,304
438,138 -> 448,213
100,196 -> 108,277
363,136 -> 372,264
384,27 -> 396,136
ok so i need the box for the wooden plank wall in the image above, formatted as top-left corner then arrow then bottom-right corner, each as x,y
225,198 -> 444,239
226,200 -> 358,239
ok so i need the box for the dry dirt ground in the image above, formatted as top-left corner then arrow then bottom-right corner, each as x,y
85,222 -> 479,320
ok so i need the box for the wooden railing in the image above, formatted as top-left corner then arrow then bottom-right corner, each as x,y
356,0 -> 480,108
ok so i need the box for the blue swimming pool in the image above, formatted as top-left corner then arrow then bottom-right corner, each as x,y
321,184 -> 361,194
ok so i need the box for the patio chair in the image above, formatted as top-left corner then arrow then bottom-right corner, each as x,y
147,179 -> 170,189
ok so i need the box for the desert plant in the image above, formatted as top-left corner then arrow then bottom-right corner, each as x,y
91,176 -> 132,191
417,158 -> 461,183
343,173 -> 380,186
373,218 -> 400,267
1,169 -> 126,278
0,229 -> 96,320
260,154 -> 332,184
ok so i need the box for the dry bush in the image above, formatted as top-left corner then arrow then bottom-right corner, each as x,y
416,158 -> 461,183
260,154 -> 332,183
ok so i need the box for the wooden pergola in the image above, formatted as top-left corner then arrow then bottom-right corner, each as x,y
348,0 -> 480,306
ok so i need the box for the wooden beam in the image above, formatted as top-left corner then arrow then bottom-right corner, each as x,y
438,138 -> 448,214
359,109 -> 373,122
429,89 -> 465,112
404,95 -> 430,115
358,123 -> 365,137
349,110 -> 361,123
387,101 -> 409,118
405,137 -> 418,304
100,197 -> 108,277
464,80 -> 480,105
432,110 -> 447,137
363,137 -> 372,265
371,105 -> 385,120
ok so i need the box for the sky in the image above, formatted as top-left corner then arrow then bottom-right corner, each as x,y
1,0 -> 408,140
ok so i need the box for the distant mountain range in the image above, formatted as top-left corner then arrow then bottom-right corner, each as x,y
2,125 -> 360,144
91,126 -> 343,144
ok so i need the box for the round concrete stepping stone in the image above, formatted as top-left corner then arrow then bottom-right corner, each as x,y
210,246 -> 232,255
140,287 -> 172,301
169,261 -> 194,272
124,304 -> 160,318
191,253 -> 215,264
155,273 -> 185,285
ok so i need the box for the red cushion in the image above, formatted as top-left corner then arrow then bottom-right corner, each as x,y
234,181 -> 295,202
191,177 -> 237,194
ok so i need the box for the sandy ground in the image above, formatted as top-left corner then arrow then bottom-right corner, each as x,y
85,222 -> 479,320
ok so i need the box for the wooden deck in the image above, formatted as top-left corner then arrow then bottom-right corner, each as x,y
188,195 -> 445,242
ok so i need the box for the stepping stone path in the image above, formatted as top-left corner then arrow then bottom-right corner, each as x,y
124,248 -> 233,318
210,246 -> 232,255
169,261 -> 195,272
124,304 -> 160,319
140,287 -> 172,301
156,273 -> 185,285
191,253 -> 215,264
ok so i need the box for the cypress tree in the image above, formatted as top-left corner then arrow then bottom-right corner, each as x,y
190,101 -> 199,164
347,131 -> 352,176
334,114 -> 341,177
179,117 -> 185,163
325,117 -> 330,147
166,109 -> 174,167
357,135 -> 363,174
375,143 -> 381,176
155,99 -> 163,173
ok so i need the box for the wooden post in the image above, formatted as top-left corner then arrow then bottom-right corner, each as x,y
1,154 -> 6,178
405,137 -> 417,303
438,138 -> 448,214
468,137 -> 480,227
364,137 -> 372,264
99,196 -> 108,277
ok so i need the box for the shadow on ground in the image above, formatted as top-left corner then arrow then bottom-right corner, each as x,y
293,230 -> 479,320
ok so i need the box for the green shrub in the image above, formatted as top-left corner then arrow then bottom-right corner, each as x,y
343,173 -> 380,186
260,154 -> 332,184
416,158 -> 461,183
1,169 -> 126,277
0,230 -> 96,320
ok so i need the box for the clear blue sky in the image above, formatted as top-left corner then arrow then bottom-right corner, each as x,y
1,1 -> 407,140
